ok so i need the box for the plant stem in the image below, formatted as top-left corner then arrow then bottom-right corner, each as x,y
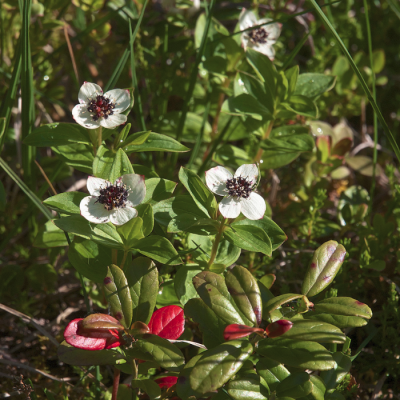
254,120 -> 274,163
207,218 -> 226,268
111,367 -> 120,400
112,249 -> 118,265
131,359 -> 139,400
97,126 -> 102,149
120,251 -> 128,270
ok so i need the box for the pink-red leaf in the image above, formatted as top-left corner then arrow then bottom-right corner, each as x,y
265,319 -> 293,338
64,318 -> 122,351
223,324 -> 265,341
148,306 -> 185,340
155,376 -> 178,389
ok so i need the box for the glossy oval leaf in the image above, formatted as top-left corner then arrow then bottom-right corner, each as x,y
302,241 -> 346,297
304,312 -> 368,329
320,352 -> 351,390
176,340 -> 253,399
263,293 -> 304,317
125,132 -> 190,153
103,264 -> 133,328
276,372 -> 313,398
256,358 -> 290,392
314,297 -> 372,319
43,191 -> 86,215
257,338 -> 336,370
148,305 -> 185,340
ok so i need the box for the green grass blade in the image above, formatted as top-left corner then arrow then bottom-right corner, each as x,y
104,0 -> 148,91
129,19 -> 146,131
363,0 -> 378,209
175,0 -> 216,145
0,157 -> 53,220
309,0 -> 400,163
387,0 -> 400,20
281,31 -> 310,70
0,38 -> 22,153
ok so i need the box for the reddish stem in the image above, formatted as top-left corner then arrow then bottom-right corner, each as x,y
111,367 -> 120,400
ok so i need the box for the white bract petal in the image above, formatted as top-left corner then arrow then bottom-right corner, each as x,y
105,89 -> 131,113
87,176 -> 109,196
121,174 -> 146,207
72,104 -> 101,129
252,42 -> 276,60
109,207 -> 138,225
219,196 -> 242,219
80,196 -> 111,224
100,113 -> 127,129
78,82 -> 103,104
235,164 -> 258,185
205,166 -> 233,196
260,18 -> 281,43
239,9 -> 258,30
240,192 -> 266,220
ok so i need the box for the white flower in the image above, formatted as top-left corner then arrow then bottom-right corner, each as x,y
205,164 -> 266,220
72,82 -> 131,130
80,174 -> 146,225
239,9 -> 281,61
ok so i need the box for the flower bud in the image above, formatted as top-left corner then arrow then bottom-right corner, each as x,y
223,324 -> 265,341
265,320 -> 293,338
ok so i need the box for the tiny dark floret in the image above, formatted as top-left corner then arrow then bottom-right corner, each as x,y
226,176 -> 254,199
87,95 -> 116,121
249,28 -> 269,44
96,182 -> 129,210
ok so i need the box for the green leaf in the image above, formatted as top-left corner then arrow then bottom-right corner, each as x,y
263,294 -> 304,319
68,239 -> 109,282
282,95 -> 318,118
58,341 -> 124,366
143,178 -> 177,204
246,48 -> 277,101
103,264 -> 133,328
185,298 -> 225,349
175,265 -> 202,306
224,224 -> 272,256
226,372 -> 269,400
153,195 -> 209,228
120,130 -> 151,148
193,271 -> 251,326
304,312 -> 368,329
43,192 -> 86,215
132,235 -> 182,265
232,217 -> 286,251
125,257 -> 158,325
302,241 -> 347,297
125,132 -> 190,153
222,94 -> 272,120
239,72 -> 274,114
91,223 -> 124,249
314,297 -> 372,319
93,146 -> 134,183
176,340 -> 253,399
128,334 -> 185,371
285,65 -> 299,97
117,217 -> 145,249
257,338 -> 336,370
320,352 -> 351,390
186,233 -> 241,267
276,373 -> 313,398
179,167 -> 217,219
131,379 -> 161,400
33,220 -> 71,248
23,123 -> 91,146
54,215 -> 92,240
261,134 -> 314,153
256,358 -> 290,392
225,265 -> 262,326
346,155 -> 383,177
52,143 -> 94,174
302,376 -> 326,400
294,73 -> 336,99
274,320 -> 345,343
136,204 -> 154,237
157,280 -> 182,308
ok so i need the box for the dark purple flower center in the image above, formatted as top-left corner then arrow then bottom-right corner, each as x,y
226,177 -> 254,199
87,95 -> 115,121
249,28 -> 269,44
96,183 -> 129,211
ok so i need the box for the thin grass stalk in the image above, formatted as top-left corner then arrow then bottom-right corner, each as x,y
281,31 -> 310,70
104,0 -> 148,92
363,0 -> 378,213
187,88 -> 212,170
309,0 -> 400,163
0,38 -> 22,153
129,20 -> 146,131
172,0 -> 216,168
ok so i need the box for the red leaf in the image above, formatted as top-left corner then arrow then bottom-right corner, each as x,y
265,320 -> 293,338
64,318 -> 122,351
148,306 -> 185,340
155,376 -> 178,389
223,324 -> 264,341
